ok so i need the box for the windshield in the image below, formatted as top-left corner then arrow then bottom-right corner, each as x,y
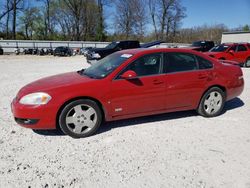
82,53 -> 133,79
210,45 -> 230,52
105,42 -> 118,49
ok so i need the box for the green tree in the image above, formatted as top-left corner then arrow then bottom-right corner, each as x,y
243,24 -> 250,31
20,7 -> 43,39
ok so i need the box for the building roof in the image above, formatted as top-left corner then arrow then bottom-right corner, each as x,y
223,31 -> 250,35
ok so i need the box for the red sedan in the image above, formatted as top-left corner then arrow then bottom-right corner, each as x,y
11,48 -> 244,138
205,43 -> 250,67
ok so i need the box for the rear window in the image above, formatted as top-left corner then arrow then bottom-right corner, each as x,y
237,45 -> 247,52
196,56 -> 213,69
164,53 -> 198,73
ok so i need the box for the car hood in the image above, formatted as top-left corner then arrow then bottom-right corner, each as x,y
17,72 -> 92,97
90,48 -> 113,53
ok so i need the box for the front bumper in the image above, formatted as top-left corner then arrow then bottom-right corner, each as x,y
11,98 -> 57,130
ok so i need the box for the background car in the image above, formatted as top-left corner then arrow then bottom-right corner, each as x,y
86,40 -> 140,62
205,43 -> 250,67
80,47 -> 93,56
190,40 -> 215,52
24,48 -> 39,55
86,40 -> 161,63
54,46 -> 72,56
0,46 -> 3,55
11,48 -> 244,138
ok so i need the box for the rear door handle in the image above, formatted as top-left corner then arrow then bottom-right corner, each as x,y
153,79 -> 164,85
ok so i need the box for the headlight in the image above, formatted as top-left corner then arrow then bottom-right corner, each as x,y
92,53 -> 101,58
19,92 -> 51,105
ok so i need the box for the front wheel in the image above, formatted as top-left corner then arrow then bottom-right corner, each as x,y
197,87 -> 226,117
59,99 -> 102,138
245,57 -> 250,67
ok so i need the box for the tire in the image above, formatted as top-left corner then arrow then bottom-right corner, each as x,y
59,99 -> 102,138
245,57 -> 250,68
197,87 -> 226,117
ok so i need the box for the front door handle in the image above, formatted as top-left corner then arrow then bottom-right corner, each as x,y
198,74 -> 208,79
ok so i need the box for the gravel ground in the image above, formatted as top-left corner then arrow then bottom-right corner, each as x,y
0,55 -> 250,188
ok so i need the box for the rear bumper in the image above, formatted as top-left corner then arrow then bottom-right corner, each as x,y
11,98 -> 57,130
226,78 -> 244,101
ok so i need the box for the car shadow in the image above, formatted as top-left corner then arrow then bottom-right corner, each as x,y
33,97 -> 244,137
32,129 -> 65,136
221,97 -> 244,114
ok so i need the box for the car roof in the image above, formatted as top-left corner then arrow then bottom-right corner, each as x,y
118,48 -> 202,55
222,43 -> 250,46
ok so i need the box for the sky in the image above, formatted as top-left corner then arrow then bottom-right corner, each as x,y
181,0 -> 250,28
1,0 -> 249,31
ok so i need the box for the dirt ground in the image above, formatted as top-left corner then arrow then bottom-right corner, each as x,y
0,55 -> 249,188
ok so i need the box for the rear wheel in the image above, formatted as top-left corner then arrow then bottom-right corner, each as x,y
59,99 -> 102,138
197,87 -> 226,117
245,57 -> 250,67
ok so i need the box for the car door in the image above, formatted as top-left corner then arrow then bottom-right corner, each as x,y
163,52 -> 213,110
110,53 -> 166,117
234,44 -> 248,63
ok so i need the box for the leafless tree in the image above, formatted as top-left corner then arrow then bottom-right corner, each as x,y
114,0 -> 147,39
5,0 -> 12,38
53,0 -> 100,41
0,0 -> 13,20
175,24 -> 228,44
96,0 -> 111,41
157,0 -> 175,40
147,0 -> 186,41
148,0 -> 158,39
38,0 -> 54,39
62,0 -> 85,40
133,0 -> 147,39
11,0 -> 24,39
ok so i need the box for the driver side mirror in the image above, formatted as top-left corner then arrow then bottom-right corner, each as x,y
228,50 -> 235,55
120,70 -> 137,79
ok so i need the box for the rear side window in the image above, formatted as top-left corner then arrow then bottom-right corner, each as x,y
118,42 -> 127,49
164,53 -> 198,73
129,41 -> 140,48
237,45 -> 247,52
196,55 -> 213,69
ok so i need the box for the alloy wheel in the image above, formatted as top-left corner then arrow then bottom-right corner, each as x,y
203,91 -> 222,115
65,104 -> 97,134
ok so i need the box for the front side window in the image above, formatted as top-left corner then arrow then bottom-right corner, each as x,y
164,53 -> 198,73
105,42 -> 118,49
229,45 -> 236,52
119,53 -> 162,78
